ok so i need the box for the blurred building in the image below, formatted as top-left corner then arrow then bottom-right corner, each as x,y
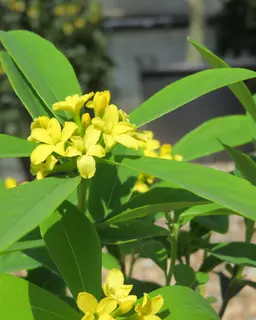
100,0 -> 256,149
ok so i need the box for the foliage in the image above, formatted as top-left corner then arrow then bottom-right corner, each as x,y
1,30 -> 256,320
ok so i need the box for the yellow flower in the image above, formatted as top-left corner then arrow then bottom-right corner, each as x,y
4,177 -> 17,189
71,126 -> 105,179
30,155 -> 58,180
52,93 -> 94,118
75,17 -> 86,28
103,269 -> 137,314
62,23 -> 74,35
173,154 -> 183,161
28,117 -> 78,165
159,144 -> 173,160
77,292 -> 117,320
82,113 -> 91,129
133,181 -> 149,193
55,4 -> 66,16
141,131 -> 160,158
87,91 -> 111,117
92,104 -> 139,151
135,293 -> 164,320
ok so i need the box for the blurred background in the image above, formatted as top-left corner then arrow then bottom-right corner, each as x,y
1,1 -> 256,319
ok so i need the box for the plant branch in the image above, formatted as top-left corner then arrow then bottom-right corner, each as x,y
77,178 -> 88,215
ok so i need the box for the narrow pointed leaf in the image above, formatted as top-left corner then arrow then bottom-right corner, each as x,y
0,30 -> 82,121
188,38 -> 256,122
0,177 -> 80,252
101,156 -> 256,222
130,68 -> 256,127
0,273 -> 80,320
0,51 -> 52,119
40,201 -> 102,299
0,134 -> 37,158
172,115 -> 253,161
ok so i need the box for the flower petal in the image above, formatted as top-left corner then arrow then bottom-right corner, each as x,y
133,182 -> 149,193
48,118 -> 62,144
144,316 -> 161,320
77,292 -> 98,314
118,299 -> 136,315
31,144 -> 55,165
4,177 -> 17,189
112,122 -> 135,136
61,121 -> 78,143
84,125 -> 102,150
159,144 -> 172,156
115,134 -> 139,150
94,91 -> 111,117
173,154 -> 183,161
150,295 -> 164,315
52,101 -> 74,113
114,285 -> 133,299
87,145 -> 105,158
82,313 -> 95,320
97,297 -> 117,315
45,155 -> 58,171
98,314 -> 114,320
31,116 -> 50,129
30,128 -> 53,144
103,133 -> 116,151
103,104 -> 119,132
105,269 -> 124,292
77,155 -> 96,179
54,142 -> 65,156
65,146 -> 82,157
82,113 -> 92,128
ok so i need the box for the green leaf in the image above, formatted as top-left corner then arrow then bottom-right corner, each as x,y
102,252 -> 121,270
0,176 -> 80,252
179,203 -> 233,225
210,242 -> 256,267
40,201 -> 102,299
129,68 -> 256,128
222,143 -> 256,185
0,134 -> 36,158
105,186 -> 207,224
0,273 -> 80,320
126,278 -> 160,298
26,267 -> 66,297
140,240 -> 168,271
195,215 -> 229,234
172,115 -> 253,161
188,38 -> 256,122
0,239 -> 45,255
0,251 -> 40,273
195,272 -> 210,285
89,147 -> 139,222
101,156 -> 256,222
136,286 -> 219,320
0,51 -> 52,119
98,220 -> 168,244
174,264 -> 196,287
0,30 -> 81,121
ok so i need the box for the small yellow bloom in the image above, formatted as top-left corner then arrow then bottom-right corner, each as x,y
92,104 -> 139,151
55,4 -> 66,16
71,126 -> 105,179
173,154 -> 183,161
75,17 -> 86,28
103,269 -> 137,314
133,181 -> 149,193
53,93 -> 94,118
30,155 -> 58,180
62,23 -> 74,35
87,91 -> 111,117
77,292 -> 117,320
135,293 -> 164,320
141,131 -> 160,158
82,113 -> 92,129
28,117 -> 78,165
159,144 -> 173,160
4,177 -> 17,189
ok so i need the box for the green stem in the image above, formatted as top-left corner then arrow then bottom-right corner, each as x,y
166,222 -> 179,285
77,178 -> 87,215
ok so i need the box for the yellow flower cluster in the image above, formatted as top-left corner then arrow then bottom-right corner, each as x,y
4,177 -> 27,189
134,131 -> 183,193
77,269 -> 164,320
28,91 -> 147,180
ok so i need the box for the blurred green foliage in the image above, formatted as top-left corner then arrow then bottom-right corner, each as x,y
0,0 -> 112,136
